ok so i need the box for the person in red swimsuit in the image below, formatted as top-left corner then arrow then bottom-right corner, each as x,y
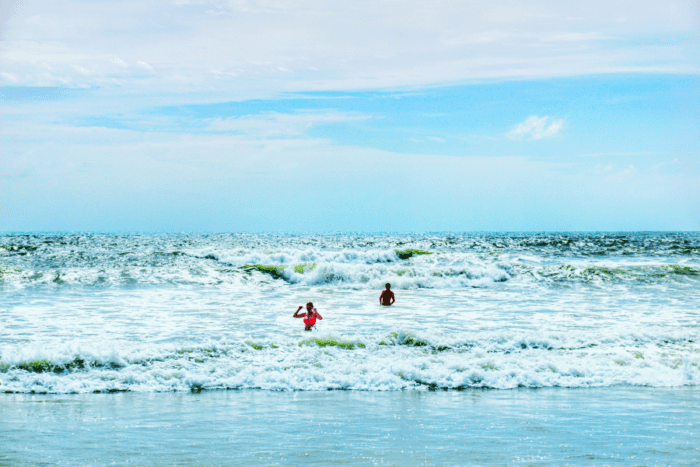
293,302 -> 323,331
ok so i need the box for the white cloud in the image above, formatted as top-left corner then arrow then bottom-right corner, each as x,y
426,136 -> 446,143
206,110 -> 371,137
507,115 -> 564,141
0,71 -> 18,82
0,1 -> 697,95
109,57 -> 129,68
136,61 -> 155,73
71,64 -> 91,75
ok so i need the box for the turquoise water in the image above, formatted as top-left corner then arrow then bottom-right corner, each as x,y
2,388 -> 699,466
1,233 -> 699,392
1,232 -> 699,464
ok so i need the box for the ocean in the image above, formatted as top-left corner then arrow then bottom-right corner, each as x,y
1,232 -> 699,465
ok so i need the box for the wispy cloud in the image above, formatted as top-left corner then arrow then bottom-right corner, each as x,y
507,116 -> 564,141
426,136 -> 446,143
136,61 -> 155,73
206,110 -> 371,137
3,117 -> 697,231
0,1 -> 697,95
0,71 -> 18,83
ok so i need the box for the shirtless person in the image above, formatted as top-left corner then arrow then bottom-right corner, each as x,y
379,283 -> 395,306
293,302 -> 323,331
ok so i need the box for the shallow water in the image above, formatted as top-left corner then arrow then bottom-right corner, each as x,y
2,388 -> 699,466
1,232 -> 699,393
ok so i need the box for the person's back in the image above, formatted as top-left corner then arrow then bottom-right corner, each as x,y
379,283 -> 395,306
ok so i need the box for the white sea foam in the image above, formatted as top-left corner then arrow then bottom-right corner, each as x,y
2,233 -> 698,289
1,233 -> 699,393
2,327 -> 699,393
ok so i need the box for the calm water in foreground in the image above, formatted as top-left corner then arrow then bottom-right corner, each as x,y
1,388 -> 699,466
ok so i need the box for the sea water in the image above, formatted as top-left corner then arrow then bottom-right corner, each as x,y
1,232 -> 699,464
2,389 -> 699,466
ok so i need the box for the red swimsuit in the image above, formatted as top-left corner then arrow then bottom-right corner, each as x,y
304,313 -> 317,327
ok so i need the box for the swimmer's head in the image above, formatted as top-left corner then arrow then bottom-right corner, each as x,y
385,283 -> 391,289
306,302 -> 314,310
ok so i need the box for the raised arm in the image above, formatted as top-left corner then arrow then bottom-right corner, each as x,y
313,309 -> 322,320
293,306 -> 305,318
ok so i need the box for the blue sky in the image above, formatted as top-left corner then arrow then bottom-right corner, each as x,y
1,1 -> 699,232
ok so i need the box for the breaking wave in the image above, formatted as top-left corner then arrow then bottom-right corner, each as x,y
1,233 -> 698,289
2,329 -> 699,394
2,232 -> 699,394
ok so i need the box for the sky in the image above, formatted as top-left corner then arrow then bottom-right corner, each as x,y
1,0 -> 699,232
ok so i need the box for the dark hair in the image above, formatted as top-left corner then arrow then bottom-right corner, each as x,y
385,283 -> 391,289
307,302 -> 313,307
